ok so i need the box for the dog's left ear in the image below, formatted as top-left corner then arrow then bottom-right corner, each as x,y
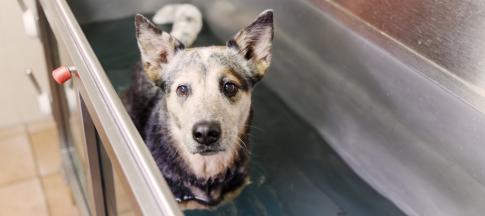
228,10 -> 274,82
135,14 -> 184,82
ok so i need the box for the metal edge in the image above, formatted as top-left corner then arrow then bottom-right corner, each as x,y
38,0 -> 183,215
80,95 -> 107,215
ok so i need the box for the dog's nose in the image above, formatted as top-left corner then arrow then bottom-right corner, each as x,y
192,121 -> 221,145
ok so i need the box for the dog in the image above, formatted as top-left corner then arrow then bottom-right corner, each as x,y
123,7 -> 274,208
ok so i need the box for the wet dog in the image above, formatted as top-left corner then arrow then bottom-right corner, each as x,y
123,8 -> 273,208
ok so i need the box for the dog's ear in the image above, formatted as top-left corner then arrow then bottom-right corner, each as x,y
227,10 -> 273,82
135,14 -> 184,81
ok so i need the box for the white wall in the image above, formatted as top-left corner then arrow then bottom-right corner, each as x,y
0,0 -> 51,127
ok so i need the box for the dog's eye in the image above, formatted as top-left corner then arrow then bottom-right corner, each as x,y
223,82 -> 239,97
176,85 -> 190,96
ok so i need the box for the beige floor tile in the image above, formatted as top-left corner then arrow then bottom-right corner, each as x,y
0,124 -> 25,140
0,131 -> 37,185
30,126 -> 61,176
26,117 -> 56,134
119,210 -> 136,216
0,178 -> 49,216
42,173 -> 80,216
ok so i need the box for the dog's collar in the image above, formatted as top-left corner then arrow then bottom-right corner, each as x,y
168,167 -> 249,206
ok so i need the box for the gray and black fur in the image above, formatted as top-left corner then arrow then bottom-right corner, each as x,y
124,63 -> 250,205
123,9 -> 273,207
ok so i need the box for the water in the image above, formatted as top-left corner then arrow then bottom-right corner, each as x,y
81,15 -> 404,216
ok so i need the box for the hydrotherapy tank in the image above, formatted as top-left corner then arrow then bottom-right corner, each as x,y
36,0 -> 485,215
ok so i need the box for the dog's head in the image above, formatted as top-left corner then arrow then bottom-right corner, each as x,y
135,10 -> 273,178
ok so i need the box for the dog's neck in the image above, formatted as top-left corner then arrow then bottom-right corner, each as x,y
166,151 -> 249,206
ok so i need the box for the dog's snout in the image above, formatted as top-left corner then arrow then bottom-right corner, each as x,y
192,121 -> 221,145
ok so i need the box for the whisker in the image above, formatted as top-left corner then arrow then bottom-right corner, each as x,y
236,136 -> 252,156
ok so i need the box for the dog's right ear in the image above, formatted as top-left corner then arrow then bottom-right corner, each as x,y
227,10 -> 273,83
135,14 -> 184,81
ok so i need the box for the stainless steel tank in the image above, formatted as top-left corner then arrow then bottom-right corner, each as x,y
38,0 -> 485,215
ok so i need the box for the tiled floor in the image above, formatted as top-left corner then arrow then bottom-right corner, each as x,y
0,118 -> 79,216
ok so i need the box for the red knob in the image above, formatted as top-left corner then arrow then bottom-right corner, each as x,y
52,66 -> 72,84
